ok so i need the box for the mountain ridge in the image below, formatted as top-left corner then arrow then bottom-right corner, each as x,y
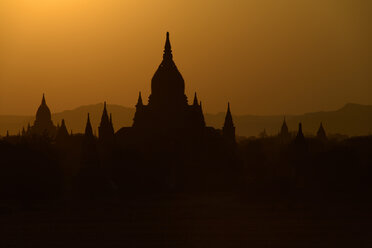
1,103 -> 371,137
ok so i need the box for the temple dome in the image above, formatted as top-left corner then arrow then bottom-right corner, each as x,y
36,94 -> 52,122
150,32 -> 185,103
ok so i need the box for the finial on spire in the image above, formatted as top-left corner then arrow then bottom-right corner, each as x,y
163,32 -> 173,60
42,93 -> 46,105
193,92 -> 199,106
137,91 -> 143,107
297,122 -> 304,138
282,116 -> 287,127
223,102 -> 236,144
85,113 -> 93,137
223,102 -> 234,129
102,101 -> 108,116
317,122 -> 327,140
87,113 -> 90,125
99,101 -> 110,128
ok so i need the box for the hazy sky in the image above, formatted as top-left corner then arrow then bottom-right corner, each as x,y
0,0 -> 371,115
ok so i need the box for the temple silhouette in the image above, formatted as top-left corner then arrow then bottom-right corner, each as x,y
28,32 -> 236,151
24,33 -> 336,147
13,32 -> 340,197
116,32 -> 235,148
29,94 -> 57,137
1,32 -> 371,248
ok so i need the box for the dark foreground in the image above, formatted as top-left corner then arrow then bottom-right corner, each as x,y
1,196 -> 371,248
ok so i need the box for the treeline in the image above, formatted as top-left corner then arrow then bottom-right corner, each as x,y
0,134 -> 371,206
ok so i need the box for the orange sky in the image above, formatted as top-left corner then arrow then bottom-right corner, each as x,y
0,0 -> 371,115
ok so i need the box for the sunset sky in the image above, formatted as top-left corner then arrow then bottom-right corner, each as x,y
0,0 -> 371,115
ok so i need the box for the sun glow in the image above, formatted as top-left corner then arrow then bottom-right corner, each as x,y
0,0 -> 371,116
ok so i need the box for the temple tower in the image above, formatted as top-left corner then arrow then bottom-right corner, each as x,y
31,94 -> 56,136
223,102 -> 236,146
279,117 -> 291,142
317,122 -> 327,141
56,119 -> 69,143
148,32 -> 187,109
98,102 -> 114,144
129,32 -> 205,133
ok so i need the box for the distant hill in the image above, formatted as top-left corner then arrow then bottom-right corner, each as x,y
1,103 -> 371,137
0,103 -> 135,136
207,103 -> 372,137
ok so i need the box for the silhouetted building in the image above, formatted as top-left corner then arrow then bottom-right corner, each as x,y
317,122 -> 327,141
294,123 -> 305,143
293,122 -> 308,155
117,32 -> 234,147
223,103 -> 236,145
30,94 -> 57,137
78,114 -> 98,185
56,119 -> 69,143
279,117 -> 291,142
84,114 -> 94,139
130,32 -> 205,133
98,102 -> 115,144
77,113 -> 112,198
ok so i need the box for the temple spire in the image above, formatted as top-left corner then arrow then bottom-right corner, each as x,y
56,118 -> 69,142
223,102 -> 236,146
41,93 -> 46,105
85,113 -> 93,137
100,101 -> 109,124
103,102 -> 108,117
279,116 -> 290,141
224,102 -> 233,126
317,122 -> 327,140
136,92 -> 143,107
298,122 -> 303,134
163,32 -> 173,61
99,102 -> 114,142
193,92 -> 199,106
296,122 -> 304,140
